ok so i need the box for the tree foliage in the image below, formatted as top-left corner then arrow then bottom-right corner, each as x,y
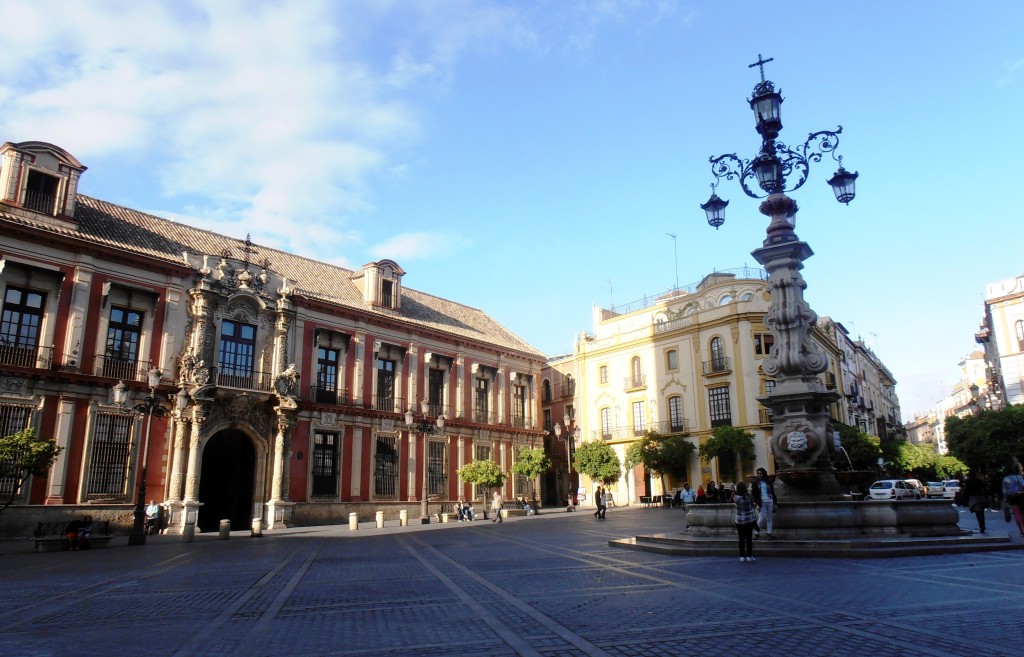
510,447 -> 551,496
0,429 -> 62,523
457,459 -> 507,492
833,422 -> 882,471
945,405 -> 1024,471
698,426 -> 755,463
637,431 -> 694,479
574,440 -> 622,485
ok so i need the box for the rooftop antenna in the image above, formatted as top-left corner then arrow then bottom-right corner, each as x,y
666,233 -> 679,291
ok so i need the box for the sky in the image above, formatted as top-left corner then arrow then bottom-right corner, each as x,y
2,0 -> 1022,420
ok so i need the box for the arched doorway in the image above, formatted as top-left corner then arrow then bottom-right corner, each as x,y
198,429 -> 256,533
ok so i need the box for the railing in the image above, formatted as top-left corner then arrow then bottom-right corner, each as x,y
623,375 -> 646,391
309,385 -> 351,406
602,267 -> 767,316
560,381 -> 575,398
214,367 -> 275,392
373,395 -> 405,414
425,402 -> 450,419
510,414 -> 536,430
649,419 -> 692,435
758,408 -> 774,424
593,425 -> 647,441
702,358 -> 731,375
95,354 -> 151,381
473,409 -> 497,425
824,372 -> 837,389
24,189 -> 56,214
0,343 -> 52,369
654,316 -> 693,334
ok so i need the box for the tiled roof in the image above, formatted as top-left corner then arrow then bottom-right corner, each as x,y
2,196 -> 544,359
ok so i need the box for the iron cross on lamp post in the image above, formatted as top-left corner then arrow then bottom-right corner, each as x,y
113,369 -> 188,545
405,399 -> 445,524
698,55 -> 859,499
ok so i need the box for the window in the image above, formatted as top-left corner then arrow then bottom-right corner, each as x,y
565,405 -> 574,422
600,407 -> 612,439
599,365 -> 608,384
631,357 -> 642,382
666,349 -> 678,370
719,295 -> 732,305
1,286 -> 45,367
709,386 -> 732,427
1017,320 -> 1024,351
668,396 -> 684,432
474,378 -> 489,423
218,320 -> 256,387
86,413 -> 134,500
311,431 -> 339,497
564,374 -> 575,397
24,170 -> 60,214
381,279 -> 394,308
512,383 -> 527,428
754,332 -> 775,356
542,379 -> 552,402
632,400 -> 646,436
0,404 -> 32,496
315,347 -> 340,403
710,337 -> 726,371
428,368 -> 445,417
376,358 -> 395,411
428,439 -> 448,497
543,409 -> 552,432
374,434 -> 399,498
765,379 -> 776,395
104,306 -> 144,379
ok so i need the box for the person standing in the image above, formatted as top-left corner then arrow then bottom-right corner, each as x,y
680,483 -> 697,507
145,500 -> 160,535
1002,462 -> 1024,537
732,482 -> 757,562
751,468 -> 779,539
706,480 -> 719,503
593,486 -> 604,519
599,487 -> 608,519
491,489 -> 503,523
963,470 -> 988,534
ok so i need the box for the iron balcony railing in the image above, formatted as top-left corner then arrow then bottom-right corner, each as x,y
649,419 -> 692,435
24,189 -> 57,214
702,358 -> 731,375
0,343 -> 53,369
214,367 -> 275,392
425,402 -> 450,419
510,414 -> 536,430
95,354 -> 152,382
373,394 -> 405,414
560,381 -> 576,398
623,375 -> 647,391
309,385 -> 351,406
758,408 -> 774,424
594,425 -> 647,441
473,408 -> 497,425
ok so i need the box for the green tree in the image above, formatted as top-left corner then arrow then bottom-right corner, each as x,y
934,454 -> 969,480
833,422 -> 883,471
636,431 -> 696,494
623,440 -> 645,502
946,405 -> 1024,470
510,447 -> 550,512
698,426 -> 755,480
574,440 -> 622,486
0,429 -> 62,526
891,441 -> 936,478
457,459 -> 507,520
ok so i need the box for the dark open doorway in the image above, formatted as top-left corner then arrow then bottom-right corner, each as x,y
198,429 -> 255,533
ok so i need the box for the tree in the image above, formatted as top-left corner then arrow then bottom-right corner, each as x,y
510,447 -> 550,511
623,440 -> 646,502
946,405 -> 1024,471
934,454 -> 969,480
698,426 -> 755,480
0,429 -> 62,526
833,422 -> 882,471
457,459 -> 507,519
574,440 -> 622,487
635,431 -> 696,494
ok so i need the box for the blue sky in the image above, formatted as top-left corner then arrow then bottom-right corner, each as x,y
2,1 -> 1022,419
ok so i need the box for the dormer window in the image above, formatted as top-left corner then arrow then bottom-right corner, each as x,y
354,259 -> 405,309
0,141 -> 87,222
381,279 -> 394,308
24,170 -> 60,215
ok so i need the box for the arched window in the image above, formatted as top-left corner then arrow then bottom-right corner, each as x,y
542,379 -> 552,402
719,295 -> 732,305
710,336 -> 726,372
564,374 -> 575,397
631,356 -> 643,387
668,396 -> 685,433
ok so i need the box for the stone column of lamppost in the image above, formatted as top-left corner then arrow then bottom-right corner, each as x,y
554,413 -> 575,505
406,400 -> 445,524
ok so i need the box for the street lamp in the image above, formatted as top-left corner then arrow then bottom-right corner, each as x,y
113,368 -> 183,545
698,55 -> 859,500
553,413 -> 577,504
405,399 -> 445,524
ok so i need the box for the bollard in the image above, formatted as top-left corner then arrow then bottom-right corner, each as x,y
250,518 -> 263,537
218,519 -> 231,540
399,509 -> 408,527
182,524 -> 195,543
349,512 -> 358,531
441,513 -> 450,523
375,510 -> 384,529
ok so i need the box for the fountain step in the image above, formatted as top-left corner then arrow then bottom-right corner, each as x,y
611,531 -> 1022,558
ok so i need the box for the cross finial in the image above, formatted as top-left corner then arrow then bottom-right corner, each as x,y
749,53 -> 773,82
242,233 -> 256,266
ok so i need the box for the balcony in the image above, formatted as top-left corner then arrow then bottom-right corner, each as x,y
702,358 -> 731,376
95,354 -> 152,382
758,408 -> 774,425
425,402 -> 450,419
309,385 -> 351,406
214,367 -> 274,392
593,425 -> 647,441
623,375 -> 647,391
650,419 -> 692,435
373,394 -> 405,414
510,414 -> 536,430
0,343 -> 52,369
473,408 -> 497,425
824,372 -> 837,390
24,189 -> 57,215
560,381 -> 576,398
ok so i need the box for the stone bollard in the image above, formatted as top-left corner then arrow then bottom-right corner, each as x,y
399,509 -> 408,527
441,513 -> 450,523
218,519 -> 231,540
349,512 -> 358,531
182,524 -> 195,543
375,510 -> 384,529
251,518 -> 263,537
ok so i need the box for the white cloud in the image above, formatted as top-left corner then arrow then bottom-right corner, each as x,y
370,231 -> 474,261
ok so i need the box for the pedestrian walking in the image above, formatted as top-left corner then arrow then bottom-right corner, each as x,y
1002,461 -> 1024,537
963,470 -> 988,534
733,482 -> 757,562
751,467 -> 778,539
491,489 -> 503,523
593,486 -> 604,519
599,488 -> 608,519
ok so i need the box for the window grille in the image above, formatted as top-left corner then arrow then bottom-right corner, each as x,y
0,404 -> 33,496
311,431 -> 338,497
709,386 -> 732,427
86,413 -> 134,500
632,400 -> 646,435
427,439 -> 447,498
374,434 -> 399,499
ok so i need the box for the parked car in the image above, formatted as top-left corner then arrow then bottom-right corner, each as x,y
866,479 -> 921,501
942,480 -> 961,500
903,479 -> 925,496
924,481 -> 945,498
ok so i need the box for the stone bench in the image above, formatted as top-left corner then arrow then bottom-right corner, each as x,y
32,521 -> 114,553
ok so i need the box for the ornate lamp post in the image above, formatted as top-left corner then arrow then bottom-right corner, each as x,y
405,399 -> 445,524
701,55 -> 859,500
113,368 -> 186,545
553,413 -> 577,504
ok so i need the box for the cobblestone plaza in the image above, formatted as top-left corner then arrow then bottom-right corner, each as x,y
1,507 -> 1021,657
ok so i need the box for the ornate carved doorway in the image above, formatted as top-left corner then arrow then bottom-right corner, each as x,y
198,429 -> 255,532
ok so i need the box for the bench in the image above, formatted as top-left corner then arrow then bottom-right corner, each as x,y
433,503 -> 476,523
32,521 -> 114,553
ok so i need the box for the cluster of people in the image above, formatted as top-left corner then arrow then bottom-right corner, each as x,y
454,496 -> 475,522
593,486 -> 608,519
962,462 -> 1024,536
64,516 -> 93,550
732,468 -> 778,562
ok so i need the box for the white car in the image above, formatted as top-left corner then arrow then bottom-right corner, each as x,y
942,480 -> 961,500
924,481 -> 945,498
866,479 -> 921,501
